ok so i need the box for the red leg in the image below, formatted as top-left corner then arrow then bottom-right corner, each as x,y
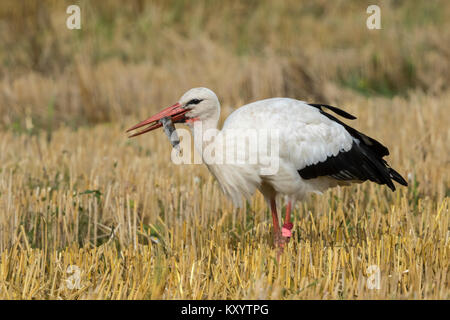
270,198 -> 283,247
271,198 -> 290,255
282,201 -> 293,242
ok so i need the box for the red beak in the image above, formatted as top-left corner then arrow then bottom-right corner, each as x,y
126,102 -> 189,138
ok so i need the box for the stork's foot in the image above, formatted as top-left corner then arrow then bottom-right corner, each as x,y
274,224 -> 293,248
281,222 -> 293,243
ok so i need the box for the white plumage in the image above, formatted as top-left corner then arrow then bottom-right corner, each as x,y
214,97 -> 354,206
128,87 -> 407,250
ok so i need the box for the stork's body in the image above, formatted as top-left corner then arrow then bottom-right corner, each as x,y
128,88 -> 407,249
207,98 -> 356,206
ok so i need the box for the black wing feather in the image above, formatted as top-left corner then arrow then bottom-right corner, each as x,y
308,103 -> 357,120
299,104 -> 408,190
308,103 -> 390,157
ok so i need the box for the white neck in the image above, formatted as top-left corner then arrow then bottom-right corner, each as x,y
190,117 -> 220,157
188,117 -> 260,208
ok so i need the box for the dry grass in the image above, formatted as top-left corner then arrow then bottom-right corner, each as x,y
0,0 -> 448,299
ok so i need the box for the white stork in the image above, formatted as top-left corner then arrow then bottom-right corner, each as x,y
127,88 -> 407,249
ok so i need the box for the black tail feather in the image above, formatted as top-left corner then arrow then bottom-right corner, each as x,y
300,103 -> 408,191
388,167 -> 408,187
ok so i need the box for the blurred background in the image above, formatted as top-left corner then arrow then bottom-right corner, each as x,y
0,0 -> 449,130
0,0 -> 448,299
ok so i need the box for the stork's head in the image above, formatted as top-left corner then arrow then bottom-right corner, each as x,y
127,87 -> 220,137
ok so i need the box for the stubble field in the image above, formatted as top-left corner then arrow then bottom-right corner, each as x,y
0,0 -> 448,299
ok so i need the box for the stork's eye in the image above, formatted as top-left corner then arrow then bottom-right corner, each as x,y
187,99 -> 203,106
